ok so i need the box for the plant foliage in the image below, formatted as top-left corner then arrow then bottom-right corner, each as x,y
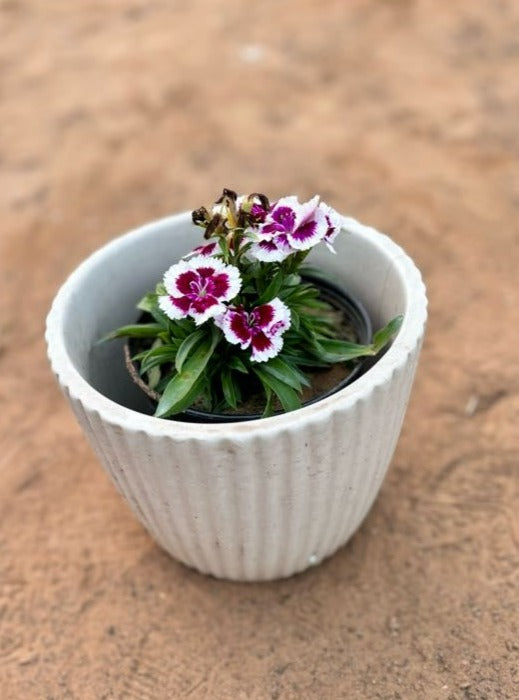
103,190 -> 403,418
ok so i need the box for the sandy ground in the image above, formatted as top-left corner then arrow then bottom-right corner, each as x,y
1,1 -> 518,698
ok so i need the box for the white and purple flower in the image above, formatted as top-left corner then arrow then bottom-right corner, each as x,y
319,202 -> 344,253
183,241 -> 219,258
217,297 -> 291,362
158,255 -> 241,326
249,195 -> 329,261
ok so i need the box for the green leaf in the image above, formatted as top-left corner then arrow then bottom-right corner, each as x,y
237,240 -> 253,256
157,373 -> 206,418
136,293 -> 156,313
252,366 -> 301,413
147,365 -> 161,391
280,352 -> 330,368
142,338 -> 164,390
221,369 -> 240,410
155,374 -> 173,394
166,317 -> 196,340
136,295 -> 169,328
158,331 -> 173,344
98,323 -> 163,342
300,266 -> 341,286
227,355 -> 248,374
315,338 -> 375,363
283,274 -> 301,287
289,309 -> 300,332
218,237 -> 230,258
138,345 -> 178,374
261,357 -> 310,391
297,318 -> 319,343
175,328 -> 206,374
155,328 -> 219,418
372,315 -> 404,353
261,387 -> 275,418
257,268 -> 285,304
282,282 -> 318,300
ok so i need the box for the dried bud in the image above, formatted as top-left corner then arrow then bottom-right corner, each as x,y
236,207 -> 247,228
192,207 -> 210,227
214,188 -> 238,228
204,212 -> 224,239
215,188 -> 238,204
249,193 -> 270,211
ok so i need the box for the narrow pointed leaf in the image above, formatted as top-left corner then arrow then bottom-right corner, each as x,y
175,328 -> 206,374
136,293 -> 157,313
147,365 -> 161,390
155,282 -> 167,295
227,355 -> 248,374
257,268 -> 284,304
289,309 -> 300,332
221,369 -> 239,410
252,366 -> 301,413
372,315 -> 404,353
261,357 -> 310,391
155,329 -> 219,417
156,374 -> 206,417
138,346 -> 179,374
315,338 -> 375,363
261,387 -> 275,418
98,323 -> 163,343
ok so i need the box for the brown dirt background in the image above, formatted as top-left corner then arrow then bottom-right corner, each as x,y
1,1 -> 518,698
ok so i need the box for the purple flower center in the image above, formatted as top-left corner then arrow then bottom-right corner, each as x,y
263,206 -> 296,235
160,255 -> 242,325
227,303 -> 277,345
250,203 -> 268,223
219,297 -> 290,362
176,267 -> 230,301
189,278 -> 211,298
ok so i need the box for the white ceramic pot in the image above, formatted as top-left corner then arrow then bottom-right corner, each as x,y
46,213 -> 427,581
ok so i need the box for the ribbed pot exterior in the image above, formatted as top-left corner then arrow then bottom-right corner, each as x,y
47,213 -> 427,581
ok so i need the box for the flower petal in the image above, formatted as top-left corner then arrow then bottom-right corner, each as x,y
209,273 -> 231,298
183,241 -> 219,258
174,269 -> 200,295
163,259 -> 192,297
288,200 -> 327,250
218,264 -> 242,301
264,297 -> 291,336
271,195 -> 299,213
191,295 -> 220,314
251,331 -> 283,363
220,309 -> 252,349
249,238 -> 291,262
162,255 -> 242,326
190,299 -> 226,326
158,294 -> 191,320
293,194 -> 320,228
252,303 -> 275,329
185,255 -> 242,301
319,203 -> 344,252
269,205 -> 297,233
219,298 -> 290,360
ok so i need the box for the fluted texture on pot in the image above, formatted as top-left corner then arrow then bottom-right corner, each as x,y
59,340 -> 420,581
46,212 -> 427,581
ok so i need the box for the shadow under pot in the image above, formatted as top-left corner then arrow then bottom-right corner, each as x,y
125,276 -> 372,423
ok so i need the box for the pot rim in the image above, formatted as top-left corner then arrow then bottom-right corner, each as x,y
46,212 -> 428,439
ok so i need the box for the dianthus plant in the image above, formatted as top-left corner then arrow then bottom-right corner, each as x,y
106,190 -> 402,418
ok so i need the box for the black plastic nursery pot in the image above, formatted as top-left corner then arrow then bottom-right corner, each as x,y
126,276 -> 373,424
